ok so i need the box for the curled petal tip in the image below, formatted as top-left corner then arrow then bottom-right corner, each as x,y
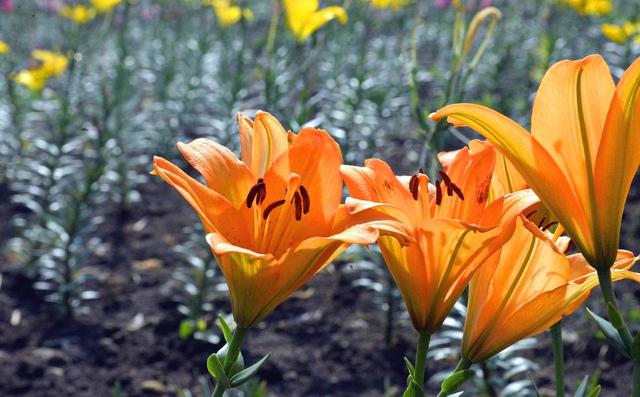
427,111 -> 440,121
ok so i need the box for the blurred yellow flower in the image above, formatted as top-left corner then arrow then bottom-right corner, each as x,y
283,0 -> 348,42
60,5 -> 97,24
0,40 -> 9,54
14,50 -> 69,92
14,69 -> 49,91
32,50 -> 69,77
563,0 -> 612,16
205,0 -> 253,27
370,0 -> 411,9
90,0 -> 123,13
601,21 -> 640,44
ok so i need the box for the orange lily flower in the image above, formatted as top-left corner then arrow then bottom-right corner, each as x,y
463,215 -> 639,363
430,55 -> 640,268
153,111 -> 408,328
341,140 -> 539,332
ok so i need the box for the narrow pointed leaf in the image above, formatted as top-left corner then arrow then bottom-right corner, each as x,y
403,375 -> 415,397
574,375 -> 589,397
216,342 -> 245,376
606,302 -> 628,338
441,369 -> 475,394
230,353 -> 271,387
217,314 -> 233,343
207,353 -> 229,386
587,385 -> 601,397
586,307 -> 630,357
404,357 -> 416,376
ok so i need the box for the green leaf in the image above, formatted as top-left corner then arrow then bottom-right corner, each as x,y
218,314 -> 233,343
606,302 -> 626,330
230,353 -> 271,387
574,375 -> 589,397
179,320 -> 194,339
586,307 -> 630,357
402,378 -> 423,397
441,369 -> 475,395
404,357 -> 416,377
206,353 -> 229,387
216,343 -> 245,376
402,375 -> 415,397
587,385 -> 601,397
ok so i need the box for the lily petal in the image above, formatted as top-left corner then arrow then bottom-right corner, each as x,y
177,139 -> 254,208
593,57 -> 640,266
152,157 -> 250,245
207,233 -> 278,328
436,140 -> 495,223
289,128 -> 344,227
207,223 -> 379,327
250,111 -> 290,177
341,159 -> 417,224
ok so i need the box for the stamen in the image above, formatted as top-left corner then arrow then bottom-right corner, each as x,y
419,168 -> 426,175
409,175 -> 419,200
256,187 -> 266,206
435,180 -> 443,206
246,178 -> 266,208
564,239 -> 573,254
438,170 -> 453,196
450,182 -> 464,200
525,210 -> 538,219
537,217 -> 546,228
292,192 -> 303,221
541,221 -> 558,231
299,185 -> 310,214
263,199 -> 285,220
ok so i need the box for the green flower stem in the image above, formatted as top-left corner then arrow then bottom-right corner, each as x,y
596,266 -> 639,397
212,383 -> 225,397
212,326 -> 249,397
413,332 -> 431,394
596,267 -> 633,347
550,321 -> 565,397
224,326 -> 249,373
453,357 -> 472,373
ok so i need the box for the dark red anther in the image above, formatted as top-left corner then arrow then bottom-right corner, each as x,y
537,217 -> 547,228
299,185 -> 310,214
524,210 -> 538,219
293,192 -> 303,221
564,239 -> 573,254
541,221 -> 559,231
409,175 -> 419,200
246,178 -> 266,208
451,183 -> 464,201
419,168 -> 426,175
438,170 -> 453,196
435,180 -> 443,206
263,199 -> 285,220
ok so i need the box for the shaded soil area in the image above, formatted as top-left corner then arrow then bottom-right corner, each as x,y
0,174 -> 639,396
